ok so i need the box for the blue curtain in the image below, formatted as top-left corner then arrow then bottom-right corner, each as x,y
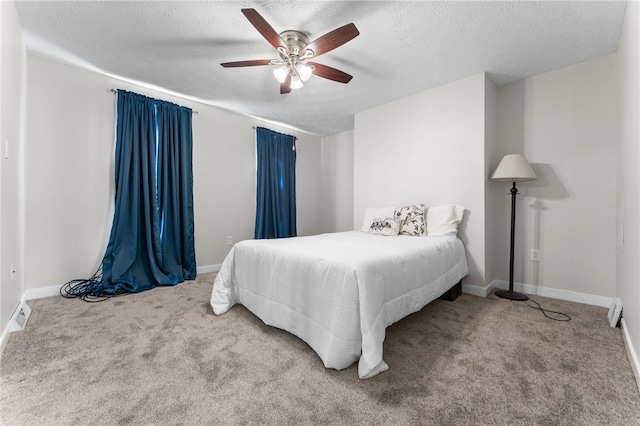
255,127 -> 297,239
99,90 -> 196,294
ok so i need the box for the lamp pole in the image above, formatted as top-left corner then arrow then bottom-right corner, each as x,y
490,154 -> 537,301
495,181 -> 529,301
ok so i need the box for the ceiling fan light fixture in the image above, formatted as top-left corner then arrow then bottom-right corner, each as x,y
222,9 -> 359,94
297,63 -> 313,81
273,65 -> 289,83
290,74 -> 304,90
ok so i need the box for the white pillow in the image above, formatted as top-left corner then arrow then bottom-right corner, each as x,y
361,207 -> 396,232
426,204 -> 465,237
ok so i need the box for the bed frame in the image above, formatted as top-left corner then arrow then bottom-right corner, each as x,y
439,280 -> 462,301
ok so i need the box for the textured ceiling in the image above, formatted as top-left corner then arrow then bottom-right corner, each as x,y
14,1 -> 626,137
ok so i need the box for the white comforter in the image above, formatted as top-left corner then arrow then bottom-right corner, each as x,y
211,231 -> 468,379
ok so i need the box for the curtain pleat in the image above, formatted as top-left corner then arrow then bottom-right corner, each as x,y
254,127 -> 297,239
100,90 -> 196,294
157,103 -> 197,282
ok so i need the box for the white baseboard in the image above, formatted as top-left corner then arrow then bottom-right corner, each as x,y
462,281 -> 496,298
197,264 -> 221,274
23,285 -> 62,301
450,279 -> 611,308
490,279 -> 612,308
621,318 -> 640,393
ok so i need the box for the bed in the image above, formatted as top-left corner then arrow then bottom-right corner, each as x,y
210,226 -> 469,379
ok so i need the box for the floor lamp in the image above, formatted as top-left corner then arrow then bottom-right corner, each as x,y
490,154 -> 537,301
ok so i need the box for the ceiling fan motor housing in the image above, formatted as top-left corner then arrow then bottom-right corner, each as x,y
279,30 -> 311,57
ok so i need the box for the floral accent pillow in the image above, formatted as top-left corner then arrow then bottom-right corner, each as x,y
368,217 -> 402,237
394,204 -> 426,236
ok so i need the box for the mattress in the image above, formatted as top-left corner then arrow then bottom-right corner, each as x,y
211,231 -> 468,378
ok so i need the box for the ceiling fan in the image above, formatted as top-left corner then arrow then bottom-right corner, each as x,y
221,8 -> 359,94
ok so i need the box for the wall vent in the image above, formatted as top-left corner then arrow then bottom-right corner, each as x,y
7,301 -> 31,333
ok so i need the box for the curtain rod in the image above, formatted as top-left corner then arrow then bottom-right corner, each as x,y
109,89 -> 198,114
252,126 -> 298,140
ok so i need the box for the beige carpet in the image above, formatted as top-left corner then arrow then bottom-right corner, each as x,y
1,273 -> 639,425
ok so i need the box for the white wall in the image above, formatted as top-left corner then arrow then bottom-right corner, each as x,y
320,130 -> 354,232
617,0 -> 640,376
0,0 -> 27,333
354,73 -> 489,288
495,54 -> 618,298
484,75 -> 498,286
23,54 -> 325,291
354,58 -> 618,298
296,134 -> 324,237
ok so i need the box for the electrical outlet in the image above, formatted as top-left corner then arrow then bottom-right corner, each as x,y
530,249 -> 540,262
226,236 -> 232,245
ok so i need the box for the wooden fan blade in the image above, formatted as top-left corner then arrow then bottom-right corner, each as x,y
308,62 -> 353,83
241,8 -> 287,51
280,74 -> 292,94
220,60 -> 273,68
304,23 -> 359,57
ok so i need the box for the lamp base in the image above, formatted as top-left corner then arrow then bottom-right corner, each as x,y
495,289 -> 529,301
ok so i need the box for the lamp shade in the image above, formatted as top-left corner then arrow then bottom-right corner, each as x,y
490,154 -> 537,182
